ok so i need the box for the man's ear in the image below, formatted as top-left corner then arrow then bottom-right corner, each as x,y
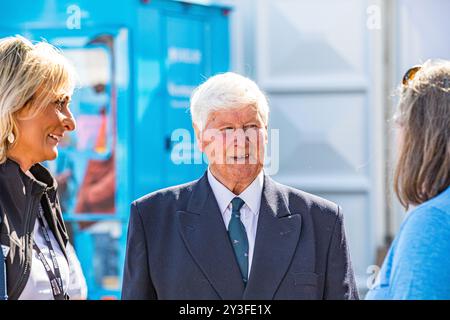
193,122 -> 204,152
263,125 -> 269,144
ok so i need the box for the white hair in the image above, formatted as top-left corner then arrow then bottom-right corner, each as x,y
0,35 -> 76,163
190,72 -> 269,130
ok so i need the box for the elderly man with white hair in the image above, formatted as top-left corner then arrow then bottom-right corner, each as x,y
121,72 -> 359,300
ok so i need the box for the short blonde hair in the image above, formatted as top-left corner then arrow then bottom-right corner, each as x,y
190,72 -> 269,130
0,35 -> 76,163
394,59 -> 450,209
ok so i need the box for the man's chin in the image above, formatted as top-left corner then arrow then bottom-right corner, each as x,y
225,163 -> 262,178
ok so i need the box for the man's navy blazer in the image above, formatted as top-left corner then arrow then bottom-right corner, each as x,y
121,172 -> 359,300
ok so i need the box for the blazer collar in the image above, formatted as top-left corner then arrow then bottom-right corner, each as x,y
243,175 -> 302,299
178,172 -> 246,299
179,172 -> 302,299
207,168 -> 264,216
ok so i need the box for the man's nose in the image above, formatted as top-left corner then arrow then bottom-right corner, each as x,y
231,130 -> 248,149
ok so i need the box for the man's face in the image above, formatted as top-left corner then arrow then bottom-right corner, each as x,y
195,104 -> 267,188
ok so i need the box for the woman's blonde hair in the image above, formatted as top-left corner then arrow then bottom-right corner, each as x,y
0,35 -> 76,164
394,59 -> 450,209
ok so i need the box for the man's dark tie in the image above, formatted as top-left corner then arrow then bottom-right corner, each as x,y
228,197 -> 249,285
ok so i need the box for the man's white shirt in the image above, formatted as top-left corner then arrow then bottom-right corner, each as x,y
207,168 -> 264,278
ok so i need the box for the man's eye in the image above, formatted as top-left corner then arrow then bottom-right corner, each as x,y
243,125 -> 259,133
221,127 -> 235,133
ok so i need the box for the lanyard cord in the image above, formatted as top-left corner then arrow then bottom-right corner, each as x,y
33,205 -> 67,300
0,214 -> 7,300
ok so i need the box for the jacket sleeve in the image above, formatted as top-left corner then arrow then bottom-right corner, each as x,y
121,202 -> 157,300
324,206 -> 359,300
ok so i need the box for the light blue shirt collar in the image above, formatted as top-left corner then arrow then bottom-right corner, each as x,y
207,168 -> 264,215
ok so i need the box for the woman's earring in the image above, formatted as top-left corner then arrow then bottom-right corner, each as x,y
7,132 -> 15,144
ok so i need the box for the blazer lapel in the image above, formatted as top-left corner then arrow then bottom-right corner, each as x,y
177,173 -> 245,299
243,175 -> 302,300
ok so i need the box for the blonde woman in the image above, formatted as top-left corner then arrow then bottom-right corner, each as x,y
0,36 -> 85,299
366,60 -> 450,299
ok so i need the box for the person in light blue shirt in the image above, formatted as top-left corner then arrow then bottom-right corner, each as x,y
366,59 -> 450,300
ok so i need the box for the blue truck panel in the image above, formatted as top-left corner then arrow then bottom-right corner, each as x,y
0,0 -> 230,299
